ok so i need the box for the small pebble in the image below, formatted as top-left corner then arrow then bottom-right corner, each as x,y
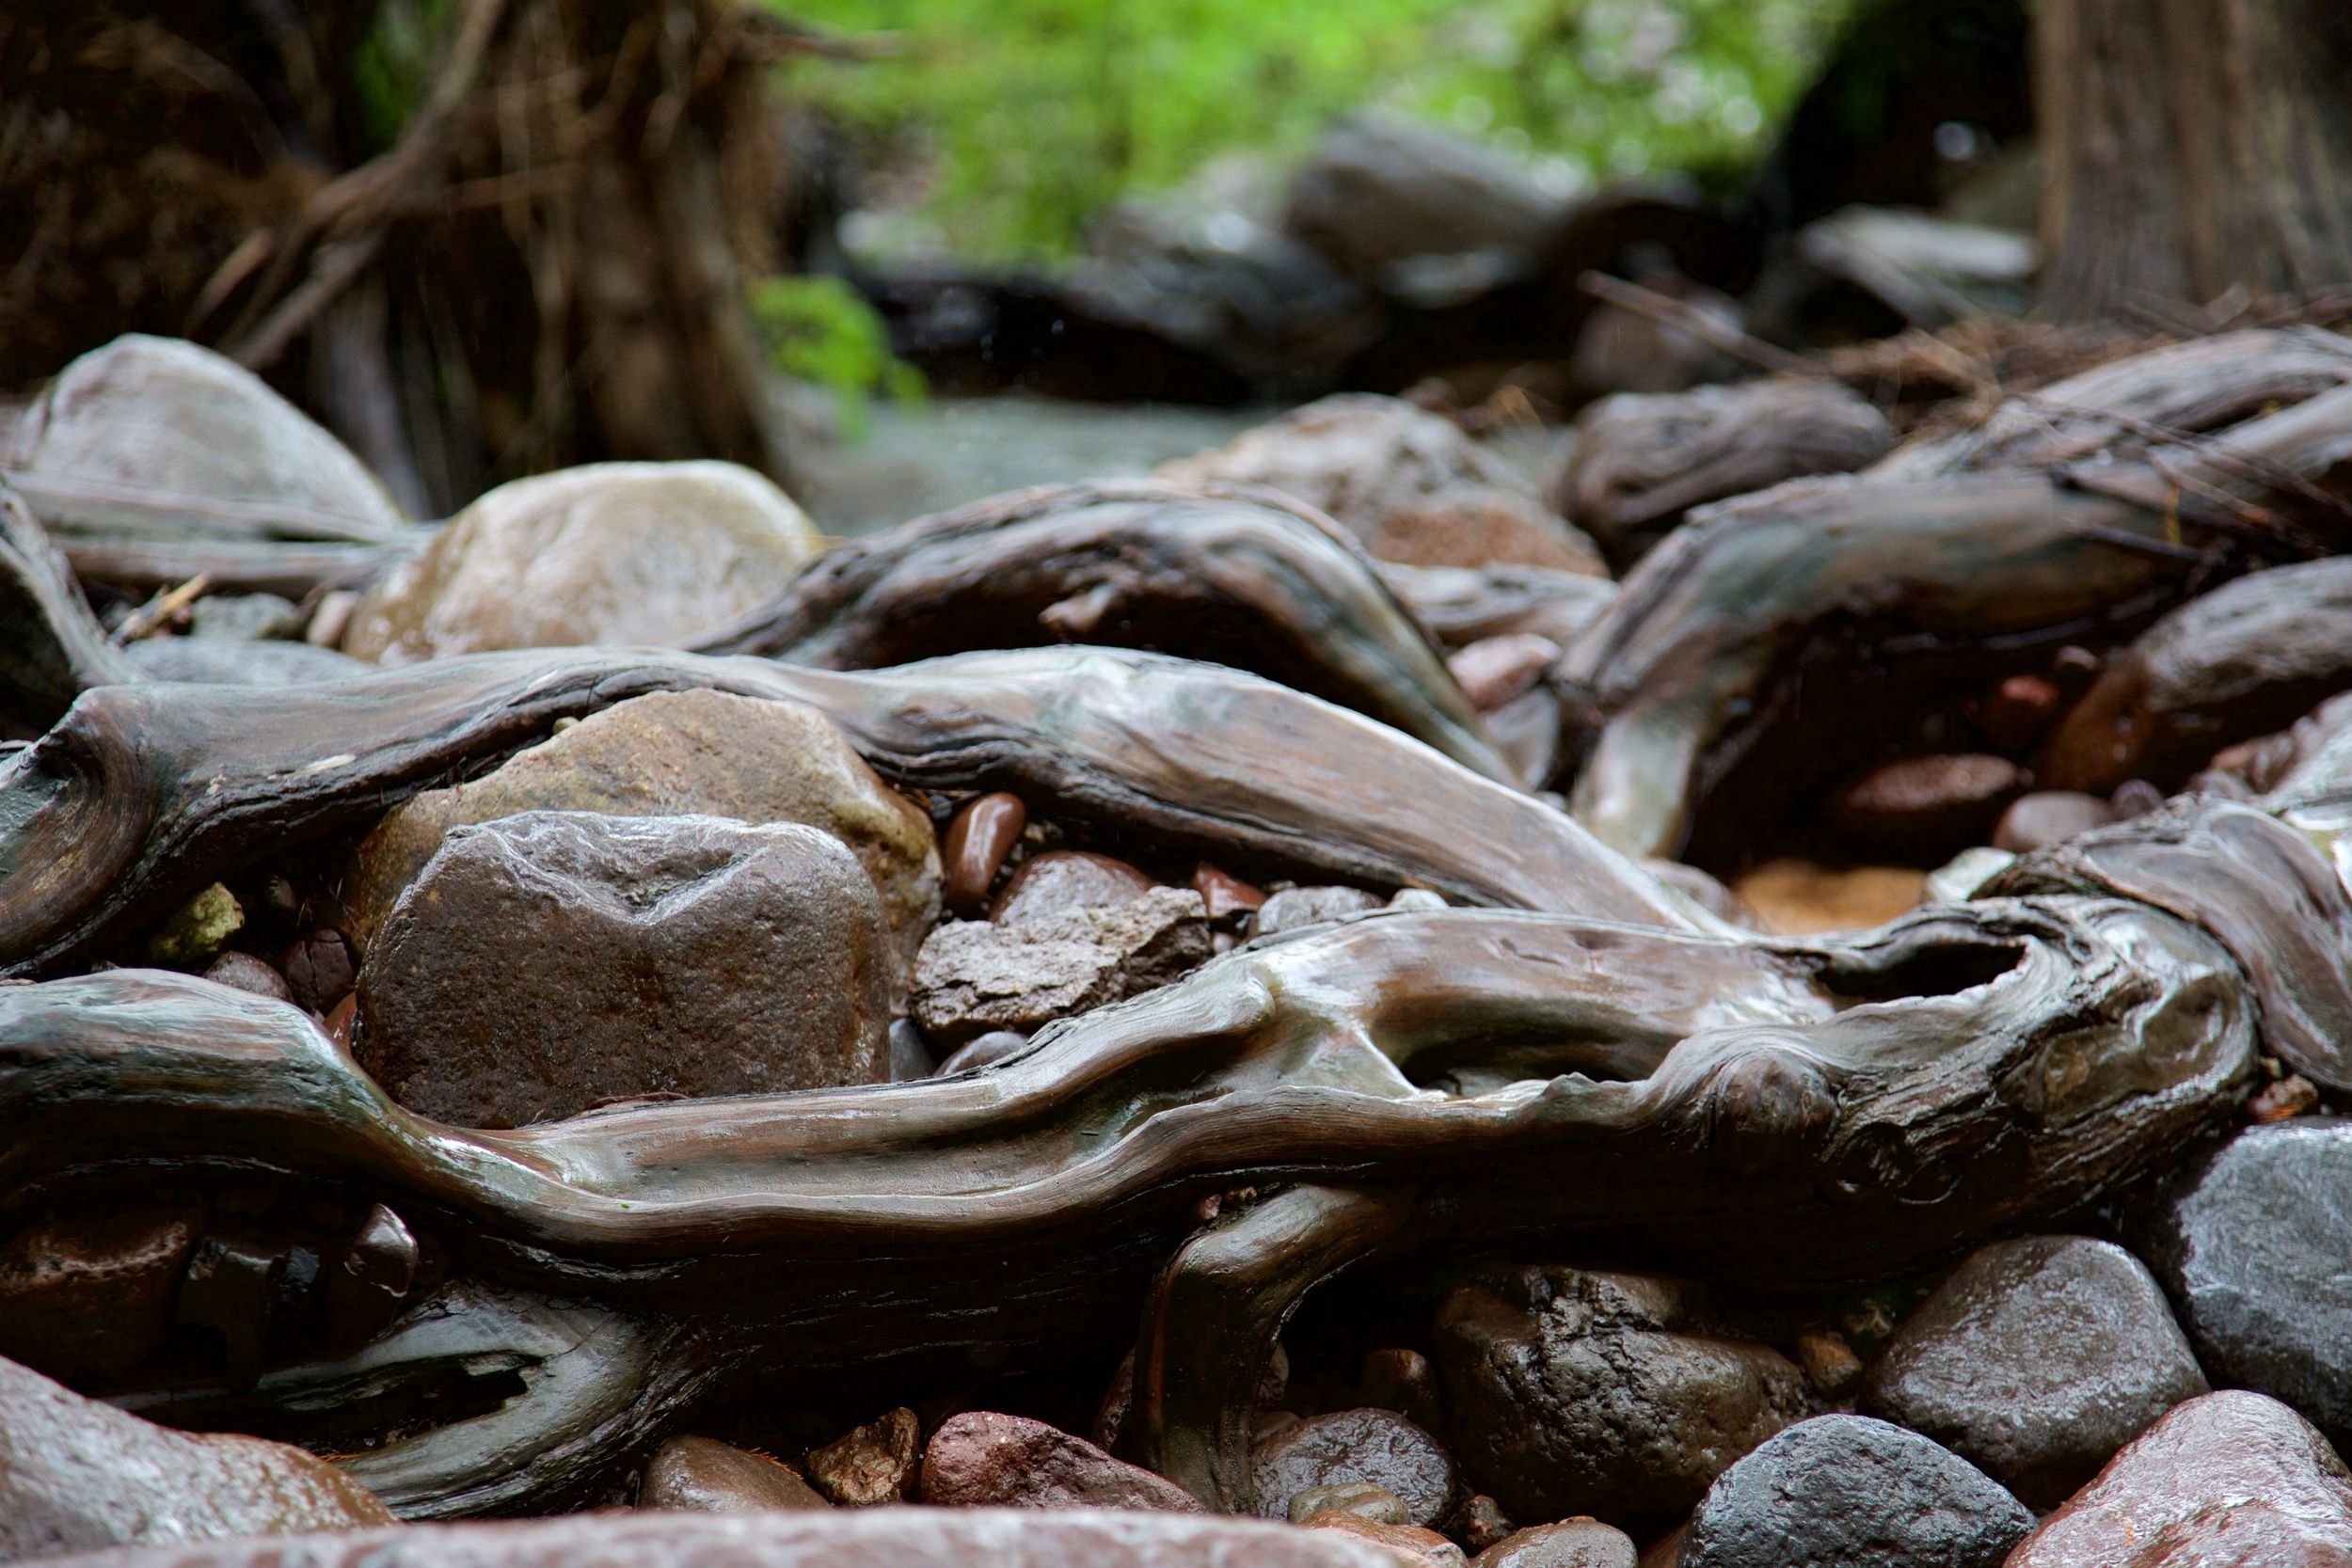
1979,672 -> 2063,750
943,793 -> 1026,916
1303,1513 -> 1467,1568
1793,1331 -> 1863,1399
2248,1073 -> 2319,1123
807,1407 -> 920,1506
201,951 -> 294,1005
280,928 -> 357,1014
1193,863 -> 1266,924
145,883 -> 245,970
1470,1519 -> 1637,1568
1448,634 -> 1561,712
1290,1481 -> 1409,1525
1993,790 -> 2117,853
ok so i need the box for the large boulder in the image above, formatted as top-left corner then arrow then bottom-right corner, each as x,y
2009,1390 -> 2352,1567
341,689 -> 940,972
1677,1415 -> 2031,1568
1859,1235 -> 2208,1507
0,1352 -> 393,1562
1158,395 -> 1602,574
341,462 -> 820,662
356,813 -> 895,1128
1431,1268 -> 1812,1532
7,335 -> 405,542
2140,1118 -> 2352,1448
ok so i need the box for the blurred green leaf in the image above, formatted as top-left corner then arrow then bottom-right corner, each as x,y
749,274 -> 925,438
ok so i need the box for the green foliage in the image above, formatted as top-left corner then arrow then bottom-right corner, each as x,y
352,0 -> 457,150
749,275 -> 925,437
777,0 -> 1855,261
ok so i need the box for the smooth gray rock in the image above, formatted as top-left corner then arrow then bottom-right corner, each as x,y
1861,1234 -> 2208,1507
1677,1415 -> 2031,1568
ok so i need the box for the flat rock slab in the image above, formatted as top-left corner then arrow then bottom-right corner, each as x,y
1861,1234 -> 2207,1507
912,886 -> 1211,1047
1433,1268 -> 1812,1532
342,689 -> 940,970
2142,1117 -> 2352,1448
33,1510 -> 1413,1568
921,1411 -> 1200,1512
0,1353 -> 392,1562
2006,1390 -> 2352,1567
342,461 -> 819,662
1677,1415 -> 2030,1568
358,812 -> 893,1129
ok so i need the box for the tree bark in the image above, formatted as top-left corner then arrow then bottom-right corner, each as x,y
2038,0 -> 2352,321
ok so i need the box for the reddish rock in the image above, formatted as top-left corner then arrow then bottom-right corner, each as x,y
321,1204 -> 419,1350
2249,1073 -> 2320,1123
991,850 -> 1154,927
920,1411 -> 1201,1512
1824,753 -> 2027,859
1446,635 -> 1560,714
2006,1390 -> 2352,1567
1457,1497 -> 1515,1554
1193,864 -> 1266,924
642,1436 -> 829,1513
1304,1513 -> 1466,1567
0,1204 -> 200,1381
1251,1408 -> 1456,1527
808,1408 -> 920,1507
1469,1520 -> 1637,1568
1358,1348 -> 1443,1434
280,928 -> 357,1014
1992,790 -> 2118,853
201,951 -> 294,1005
944,793 -> 1026,917
1979,673 -> 2063,751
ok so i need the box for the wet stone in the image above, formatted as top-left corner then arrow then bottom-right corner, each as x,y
1359,1347 -> 1444,1434
1457,1496 -> 1515,1554
912,886 -> 1212,1048
1254,885 -> 1387,937
0,1203 -> 201,1382
342,689 -> 941,974
1979,673 -> 2063,751
2141,1117 -> 2352,1449
943,792 -> 1026,917
358,813 -> 895,1129
1860,1234 -> 2208,1508
2005,1390 -> 2352,1568
1250,1408 -> 1456,1527
201,951 -> 294,1006
1433,1268 -> 1813,1533
936,1030 -> 1032,1075
641,1435 -> 829,1513
1290,1482 -> 1409,1525
1469,1520 -> 1638,1568
1824,753 -> 2027,860
322,1204 -> 419,1350
1677,1415 -> 2031,1568
808,1407 -> 920,1507
1193,863 -> 1266,925
145,883 -> 244,970
1792,1332 -> 1863,1400
1448,635 -> 1561,714
1991,789 -> 2117,854
0,1352 -> 394,1558
919,1410 -> 1201,1512
279,929 -> 356,1015
990,849 -> 1155,926
1307,1514 -> 1468,1568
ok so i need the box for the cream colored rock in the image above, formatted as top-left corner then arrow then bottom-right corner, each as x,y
341,689 -> 939,972
342,462 -> 820,662
8,335 -> 405,542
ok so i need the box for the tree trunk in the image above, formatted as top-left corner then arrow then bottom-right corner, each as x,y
2037,0 -> 2352,321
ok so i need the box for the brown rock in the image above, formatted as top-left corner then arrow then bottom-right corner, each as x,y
1159,395 -> 1603,575
341,462 -> 819,663
357,813 -> 895,1128
322,1204 -> 419,1350
1727,859 -> 1925,936
1991,789 -> 2118,853
1359,1348 -> 1444,1435
1457,1497 -> 1515,1554
1193,864 -> 1266,924
1432,1268 -> 1814,1533
280,929 -> 356,1015
1253,885 -> 1386,937
943,793 -> 1025,917
1979,673 -> 2063,751
912,886 -> 1212,1048
325,991 -> 358,1052
1823,753 -> 2027,859
1446,636 -> 1561,714
0,1352 -> 392,1560
990,850 -> 1155,927
2006,1390 -> 2352,1568
24,1509 -> 1417,1568
2249,1073 -> 2321,1123
1305,1513 -> 1467,1568
807,1408 -> 920,1507
342,689 -> 940,972
201,951 -> 294,1005
1791,1332 -> 1862,1400
1252,1409 -> 1456,1527
1469,1520 -> 1637,1568
920,1411 -> 1201,1512
0,1204 -> 200,1382
642,1436 -> 829,1513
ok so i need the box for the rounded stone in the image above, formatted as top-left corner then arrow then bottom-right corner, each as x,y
919,1411 -> 1200,1512
1678,1415 -> 2031,1568
641,1436 -> 828,1513
1470,1520 -> 1637,1568
1861,1234 -> 2208,1507
989,850 -> 1154,927
1251,1408 -> 1456,1527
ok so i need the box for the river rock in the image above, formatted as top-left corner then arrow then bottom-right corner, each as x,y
2141,1117 -> 2352,1447
28,1511 -> 1421,1568
341,689 -> 940,970
1290,1483 -> 1409,1525
1432,1267 -> 1812,1532
1991,789 -> 2117,853
2005,1390 -> 2352,1568
1823,753 -> 2027,860
808,1408 -> 920,1507
1470,1521 -> 1637,1568
943,793 -> 1027,916
1253,885 -> 1386,937
201,951 -> 294,1006
1677,1415 -> 2031,1568
1305,1514 -> 1466,1568
356,813 -> 893,1128
7,334 -> 405,542
1860,1234 -> 2207,1508
0,1352 -> 393,1560
1251,1409 -> 1455,1527
642,1436 -> 829,1513
0,1203 -> 201,1381
912,887 -> 1212,1048
1159,395 -> 1602,574
120,636 -> 371,688
991,851 -> 1155,926
341,461 -> 820,663
1279,116 -> 1565,286
921,1411 -> 1200,1512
